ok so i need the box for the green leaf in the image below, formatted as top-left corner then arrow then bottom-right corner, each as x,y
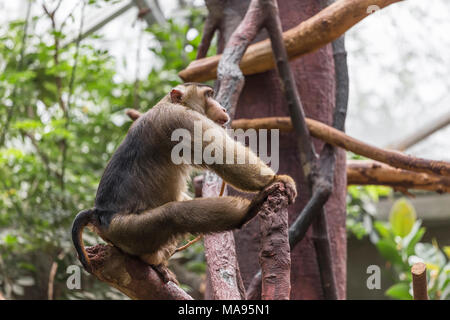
402,220 -> 425,256
444,246 -> 450,259
376,239 -> 403,265
374,221 -> 392,240
385,282 -> 412,300
18,262 -> 37,272
389,198 -> 416,238
441,285 -> 450,300
437,264 -> 450,293
3,234 -> 18,245
13,120 -> 43,130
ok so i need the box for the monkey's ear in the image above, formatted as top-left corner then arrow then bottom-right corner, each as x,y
170,89 -> 183,103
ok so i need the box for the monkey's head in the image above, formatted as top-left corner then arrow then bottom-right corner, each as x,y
170,83 -> 230,126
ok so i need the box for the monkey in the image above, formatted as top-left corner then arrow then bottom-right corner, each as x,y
72,82 -> 297,283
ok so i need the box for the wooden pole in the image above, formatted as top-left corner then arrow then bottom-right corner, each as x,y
411,262 -> 428,300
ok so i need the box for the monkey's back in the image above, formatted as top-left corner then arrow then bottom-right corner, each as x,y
94,107 -> 190,217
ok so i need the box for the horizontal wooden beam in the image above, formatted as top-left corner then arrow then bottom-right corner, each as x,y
231,117 -> 450,177
125,109 -> 450,190
178,0 -> 403,82
347,160 -> 450,194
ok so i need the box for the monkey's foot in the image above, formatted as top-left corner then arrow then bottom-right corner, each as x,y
153,264 -> 179,285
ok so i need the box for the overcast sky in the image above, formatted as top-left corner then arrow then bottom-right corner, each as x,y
1,0 -> 449,161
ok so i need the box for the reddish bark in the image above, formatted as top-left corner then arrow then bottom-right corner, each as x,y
86,245 -> 192,300
258,185 -> 291,300
179,0 -> 402,82
202,174 -> 245,300
411,262 -> 428,300
217,0 -> 347,299
347,160 -> 450,194
204,0 -> 293,300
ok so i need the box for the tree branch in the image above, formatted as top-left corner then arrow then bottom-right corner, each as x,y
198,0 -> 267,298
247,0 -> 351,298
347,160 -> 450,193
201,0 -> 272,300
262,0 -> 319,299
257,183 -> 291,300
232,117 -> 450,177
214,0 -> 267,115
86,245 -> 193,300
127,110 -> 450,194
178,0 -> 403,82
202,173 -> 245,300
196,12 -> 219,59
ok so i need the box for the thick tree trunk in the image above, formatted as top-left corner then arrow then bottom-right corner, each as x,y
213,0 -> 347,299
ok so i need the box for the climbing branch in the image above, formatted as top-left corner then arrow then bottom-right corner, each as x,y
191,160 -> 450,196
246,0 -> 350,300
348,160 -> 450,193
260,0 -> 339,300
199,0 -> 271,300
201,0 -> 292,300
178,0 -> 403,82
85,245 -> 193,300
257,183 -> 291,300
128,110 -> 450,194
202,176 -> 246,300
214,0 -> 267,115
196,0 -> 223,59
232,117 -> 450,177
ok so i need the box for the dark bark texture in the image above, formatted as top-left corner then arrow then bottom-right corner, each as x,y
213,0 -> 347,299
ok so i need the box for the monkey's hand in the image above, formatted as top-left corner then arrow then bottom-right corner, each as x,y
273,174 -> 297,204
241,175 -> 297,227
153,264 -> 179,285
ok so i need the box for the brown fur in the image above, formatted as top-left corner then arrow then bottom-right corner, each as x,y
72,83 -> 297,282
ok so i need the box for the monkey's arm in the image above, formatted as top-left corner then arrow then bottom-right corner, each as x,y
164,107 -> 296,198
209,136 -> 275,192
200,117 -> 295,195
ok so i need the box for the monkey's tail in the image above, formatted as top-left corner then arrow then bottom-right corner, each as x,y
71,208 -> 94,273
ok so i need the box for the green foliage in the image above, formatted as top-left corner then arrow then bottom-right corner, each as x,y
0,2 -> 207,299
347,183 -> 450,300
389,198 -> 416,237
346,184 -> 391,240
378,208 -> 450,300
346,151 -> 449,300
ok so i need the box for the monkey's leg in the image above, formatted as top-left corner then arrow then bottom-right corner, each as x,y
105,197 -> 254,261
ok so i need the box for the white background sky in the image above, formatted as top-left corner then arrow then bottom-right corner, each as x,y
1,0 -> 449,161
